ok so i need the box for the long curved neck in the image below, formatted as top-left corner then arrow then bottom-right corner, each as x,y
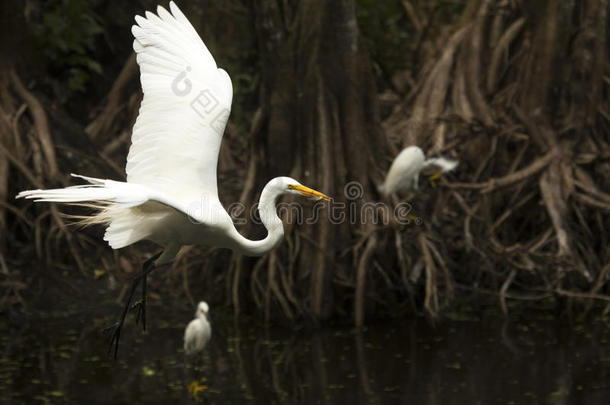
228,180 -> 285,256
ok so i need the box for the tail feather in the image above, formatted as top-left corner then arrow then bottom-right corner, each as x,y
70,173 -> 105,184
104,204 -> 169,248
16,176 -> 148,208
16,174 -> 158,249
422,157 -> 459,174
104,211 -> 150,248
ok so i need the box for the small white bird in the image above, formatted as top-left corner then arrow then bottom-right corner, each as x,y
184,301 -> 212,356
16,2 -> 329,358
378,146 -> 458,196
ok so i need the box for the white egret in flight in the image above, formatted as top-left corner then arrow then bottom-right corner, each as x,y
378,146 -> 458,196
184,301 -> 211,356
17,1 -> 329,357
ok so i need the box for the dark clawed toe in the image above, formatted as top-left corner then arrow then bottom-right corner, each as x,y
131,300 -> 146,330
105,324 -> 121,359
102,322 -> 119,334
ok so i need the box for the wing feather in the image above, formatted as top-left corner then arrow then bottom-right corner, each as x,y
127,1 -> 233,201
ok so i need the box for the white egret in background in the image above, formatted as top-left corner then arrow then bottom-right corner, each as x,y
184,301 -> 211,356
378,146 -> 458,196
17,1 -> 329,358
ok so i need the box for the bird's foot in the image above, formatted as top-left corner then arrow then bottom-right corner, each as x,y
187,381 -> 208,400
103,322 -> 122,359
101,251 -> 160,359
428,171 -> 442,187
131,300 -> 146,330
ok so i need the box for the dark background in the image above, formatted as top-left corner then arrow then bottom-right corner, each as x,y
1,0 -> 609,325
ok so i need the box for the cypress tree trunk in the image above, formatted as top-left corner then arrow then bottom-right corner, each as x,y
228,0 -> 388,322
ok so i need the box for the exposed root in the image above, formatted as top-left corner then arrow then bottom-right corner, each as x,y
86,54 -> 138,141
10,70 -> 59,180
383,0 -> 610,316
3,0 -> 609,322
355,232 -> 377,327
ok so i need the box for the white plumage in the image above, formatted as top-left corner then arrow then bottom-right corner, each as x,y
16,1 -> 329,265
184,301 -> 212,356
127,4 -> 232,200
378,146 -> 458,196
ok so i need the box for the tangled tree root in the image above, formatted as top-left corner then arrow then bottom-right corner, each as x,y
381,0 -> 610,317
2,0 -> 608,324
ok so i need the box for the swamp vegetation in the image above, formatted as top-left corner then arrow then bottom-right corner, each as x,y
0,0 -> 609,330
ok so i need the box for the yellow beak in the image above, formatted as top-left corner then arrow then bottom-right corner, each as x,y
289,184 -> 330,201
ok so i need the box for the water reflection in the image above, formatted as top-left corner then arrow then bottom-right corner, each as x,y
2,306 -> 610,403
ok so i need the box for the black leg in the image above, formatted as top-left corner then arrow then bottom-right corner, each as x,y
133,252 -> 159,331
141,267 -> 147,330
105,251 -> 162,359
105,276 -> 139,359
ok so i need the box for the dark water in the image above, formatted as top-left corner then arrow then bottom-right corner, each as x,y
2,301 -> 610,404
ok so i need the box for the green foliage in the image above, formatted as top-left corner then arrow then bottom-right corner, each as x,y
355,0 -> 413,78
31,0 -> 103,92
356,0 -> 465,85
230,69 -> 260,135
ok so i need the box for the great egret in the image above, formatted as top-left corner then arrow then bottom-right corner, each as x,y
184,301 -> 211,356
16,1 -> 329,357
378,146 -> 458,196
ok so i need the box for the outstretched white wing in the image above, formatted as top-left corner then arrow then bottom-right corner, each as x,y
127,1 -> 233,201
